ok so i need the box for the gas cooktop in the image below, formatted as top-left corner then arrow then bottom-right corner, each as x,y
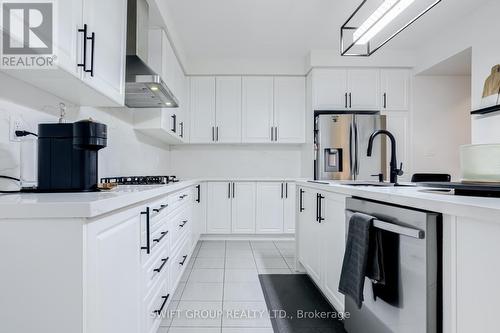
100,176 -> 179,185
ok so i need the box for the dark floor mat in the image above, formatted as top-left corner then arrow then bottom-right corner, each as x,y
259,274 -> 347,333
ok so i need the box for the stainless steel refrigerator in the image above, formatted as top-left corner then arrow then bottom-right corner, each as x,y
314,112 -> 387,181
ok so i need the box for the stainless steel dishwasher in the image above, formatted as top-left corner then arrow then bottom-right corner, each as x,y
344,197 -> 442,333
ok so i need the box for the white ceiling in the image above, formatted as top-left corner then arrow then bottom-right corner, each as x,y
160,0 -> 489,73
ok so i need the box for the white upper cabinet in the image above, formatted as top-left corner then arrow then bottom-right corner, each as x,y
216,77 -> 242,143
381,69 -> 410,110
242,77 -> 275,143
274,77 -> 306,143
231,182 -> 256,234
312,68 -> 348,110
56,0 -> 84,78
347,68 -> 380,110
189,77 -> 216,143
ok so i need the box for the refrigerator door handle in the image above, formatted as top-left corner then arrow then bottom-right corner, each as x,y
349,122 -> 354,178
354,120 -> 359,176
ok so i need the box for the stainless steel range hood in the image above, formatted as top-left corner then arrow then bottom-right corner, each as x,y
125,0 -> 179,108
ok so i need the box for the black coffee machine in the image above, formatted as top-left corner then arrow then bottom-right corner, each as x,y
37,120 -> 107,192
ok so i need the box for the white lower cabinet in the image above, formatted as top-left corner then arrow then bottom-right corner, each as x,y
232,182 -> 257,234
256,182 -> 296,234
206,182 -> 232,233
297,186 -> 347,312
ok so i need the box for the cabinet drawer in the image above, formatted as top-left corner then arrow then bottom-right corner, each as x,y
169,188 -> 191,212
141,217 -> 170,263
170,207 -> 192,252
149,196 -> 171,233
170,236 -> 191,288
143,237 -> 171,295
144,277 -> 170,333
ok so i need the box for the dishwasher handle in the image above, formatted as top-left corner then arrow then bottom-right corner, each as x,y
346,210 -> 425,239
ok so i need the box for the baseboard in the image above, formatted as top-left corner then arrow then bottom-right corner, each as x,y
200,233 -> 295,241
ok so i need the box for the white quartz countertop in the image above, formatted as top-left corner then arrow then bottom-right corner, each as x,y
0,180 -> 199,219
297,180 -> 500,222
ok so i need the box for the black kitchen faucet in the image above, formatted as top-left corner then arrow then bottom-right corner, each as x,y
367,130 -> 404,184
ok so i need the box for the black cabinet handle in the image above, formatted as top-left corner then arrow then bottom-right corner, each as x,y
318,194 -> 325,223
212,127 -> 215,142
232,182 -> 235,198
153,204 -> 168,213
179,194 -> 188,199
216,127 -> 219,142
316,193 -> 319,221
179,220 -> 188,228
271,127 -> 274,141
299,189 -> 305,212
285,183 -> 288,198
77,24 -> 88,71
196,185 -> 201,203
179,255 -> 188,266
171,114 -> 177,132
383,93 -> 387,108
281,183 -> 284,199
345,93 -> 348,108
153,294 -> 170,315
88,31 -> 95,77
180,122 -> 184,138
228,183 -> 231,198
153,230 -> 168,244
349,93 -> 352,108
275,127 -> 278,142
153,257 -> 169,273
141,207 -> 151,254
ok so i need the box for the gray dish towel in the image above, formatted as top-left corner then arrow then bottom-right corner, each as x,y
338,212 -> 383,309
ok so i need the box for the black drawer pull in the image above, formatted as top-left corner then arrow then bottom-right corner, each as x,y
196,185 -> 201,203
153,294 -> 170,315
318,194 -> 325,223
153,204 -> 168,213
179,255 -> 188,266
179,220 -> 188,228
141,207 -> 151,254
153,230 -> 168,243
153,257 -> 169,273
299,189 -> 305,212
179,194 -> 188,199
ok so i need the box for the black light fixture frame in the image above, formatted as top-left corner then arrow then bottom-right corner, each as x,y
341,0 -> 442,56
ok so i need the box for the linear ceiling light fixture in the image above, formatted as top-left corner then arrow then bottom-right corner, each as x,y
341,0 -> 442,56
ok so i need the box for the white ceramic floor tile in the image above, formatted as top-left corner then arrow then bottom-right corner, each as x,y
222,328 -> 273,333
224,269 -> 259,283
226,241 -> 251,250
194,257 -> 225,269
180,268 -> 191,283
252,249 -> 282,258
181,282 -> 223,301
284,256 -> 296,270
258,268 -> 293,274
255,257 -> 288,269
277,248 -> 296,257
168,328 -> 221,333
222,301 -> 271,328
223,282 -> 265,301
201,241 -> 226,250
197,247 -> 226,258
250,241 -> 277,250
173,282 -> 186,301
188,269 -> 224,283
225,257 -> 256,269
157,327 -> 168,333
225,249 -> 254,258
170,301 -> 223,327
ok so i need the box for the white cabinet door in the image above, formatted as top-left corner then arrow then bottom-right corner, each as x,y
256,182 -> 284,233
82,0 -> 127,104
193,183 -> 207,235
231,182 -> 256,234
190,76 -> 216,143
381,69 -> 410,111
312,68 -> 348,110
348,68 -> 380,110
283,182 -> 296,233
242,77 -> 274,143
216,77 -> 242,143
86,209 -> 141,333
383,111 -> 411,182
297,188 -> 322,284
206,182 -> 232,234
56,0 -> 83,77
274,77 -> 306,143
322,193 -> 346,313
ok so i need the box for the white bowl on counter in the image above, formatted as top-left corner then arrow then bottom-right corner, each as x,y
460,144 -> 500,183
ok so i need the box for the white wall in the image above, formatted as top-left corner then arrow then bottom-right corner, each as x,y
414,0 -> 500,144
169,145 -> 302,179
412,75 -> 471,180
0,72 -> 172,184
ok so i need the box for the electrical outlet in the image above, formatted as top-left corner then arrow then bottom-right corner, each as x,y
9,116 -> 24,142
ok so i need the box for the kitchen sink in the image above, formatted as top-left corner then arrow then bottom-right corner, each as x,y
308,180 -> 417,187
